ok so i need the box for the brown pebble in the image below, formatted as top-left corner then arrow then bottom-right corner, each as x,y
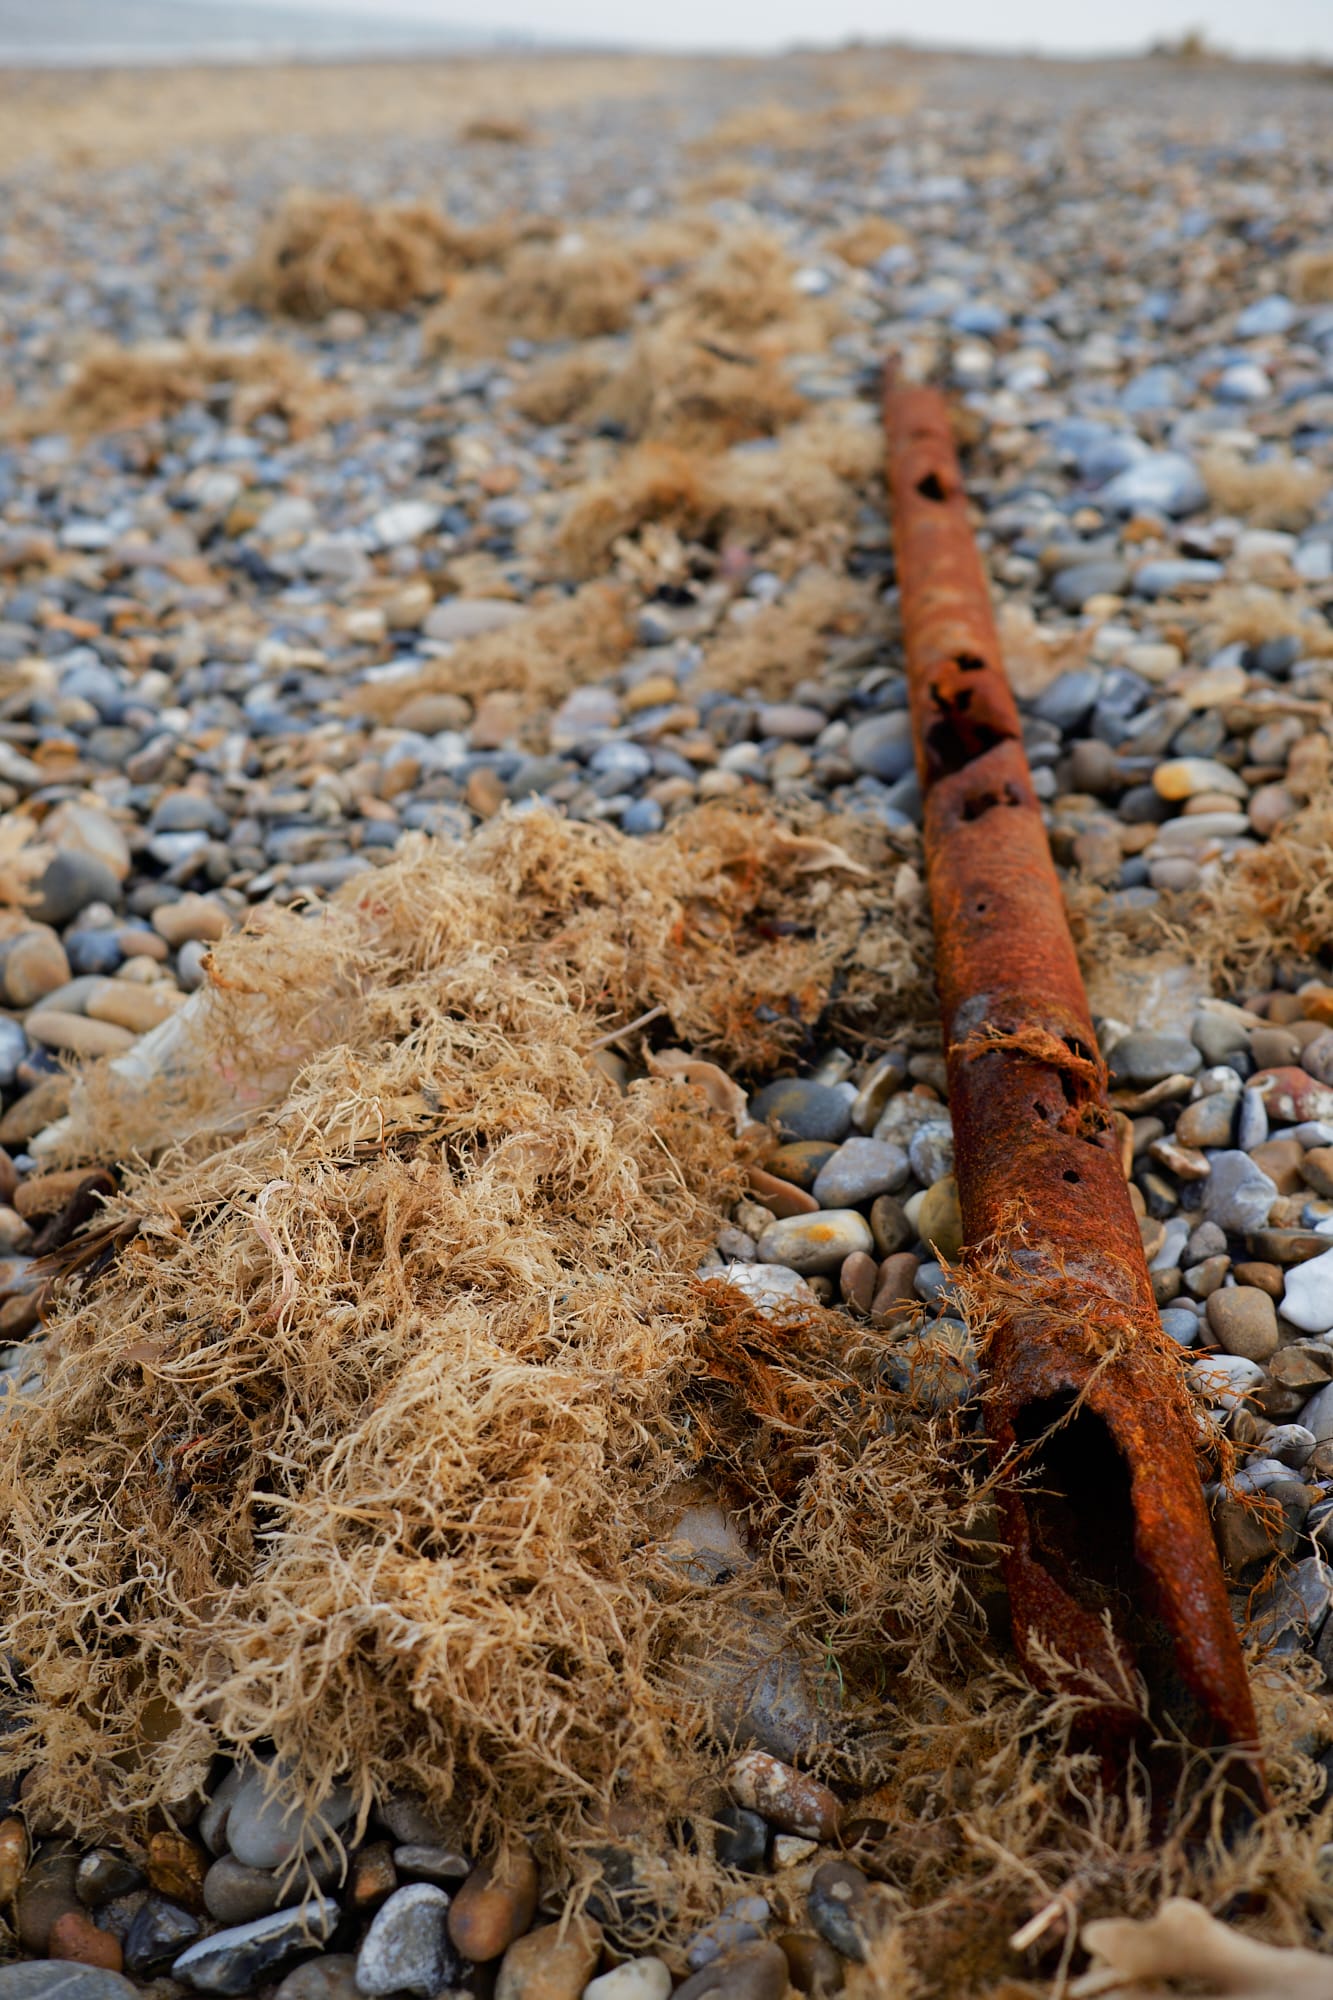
776,1932 -> 844,1995
16,1844 -> 80,1952
745,1167 -> 818,1218
870,1252 -> 919,1322
152,893 -> 229,948
1206,1286 -> 1279,1363
839,1251 -> 877,1318
350,1841 -> 398,1912
0,1073 -> 71,1146
0,1816 -> 27,1903
768,1143 -> 837,1192
146,1829 -> 206,1911
1249,1137 -> 1307,1195
1233,1261 -> 1285,1299
48,1909 -> 124,1972
728,1750 -> 840,1841
448,1846 -> 539,1961
465,767 -> 508,819
494,1916 -> 602,2000
869,1194 -> 912,1258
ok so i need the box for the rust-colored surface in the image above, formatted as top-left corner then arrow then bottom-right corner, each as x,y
883,371 -> 1260,1770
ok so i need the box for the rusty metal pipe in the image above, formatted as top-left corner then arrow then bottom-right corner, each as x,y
883,371 -> 1259,1771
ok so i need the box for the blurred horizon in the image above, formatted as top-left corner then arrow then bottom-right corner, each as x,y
1,0 -> 1330,63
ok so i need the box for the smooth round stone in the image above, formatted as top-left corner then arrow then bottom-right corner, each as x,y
447,1851 -> 538,1962
582,1960 -> 672,2000
756,1212 -> 872,1276
495,1919 -> 602,2000
1031,668 -> 1102,732
423,603 -> 523,650
0,1018 -> 27,1088
1189,1353 -> 1266,1409
274,1955 -> 361,2000
672,1942 -> 788,2000
622,799 -> 664,836
174,1899 -> 340,1995
28,853 -> 123,928
811,1138 -> 908,1207
1107,1033 -> 1202,1085
357,1885 -> 459,1997
225,1762 -> 353,1871
846,711 -> 914,783
1206,1286 -> 1278,1362
1283,1249 -> 1333,1334
749,1080 -> 853,1144
1202,1152 -> 1278,1234
203,1857 -> 285,1925
0,928 -> 71,1009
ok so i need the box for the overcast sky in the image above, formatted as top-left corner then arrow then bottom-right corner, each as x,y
226,0 -> 1333,61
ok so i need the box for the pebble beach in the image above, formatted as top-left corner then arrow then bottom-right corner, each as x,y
0,37 -> 1332,2000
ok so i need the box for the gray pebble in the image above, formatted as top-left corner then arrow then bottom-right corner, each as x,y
810,1138 -> 908,1207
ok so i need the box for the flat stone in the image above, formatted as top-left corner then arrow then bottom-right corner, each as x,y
0,1972 -> 140,2000
1153,758 -> 1247,802
756,1212 -> 873,1276
810,1139 -> 908,1207
152,895 -> 229,948
447,1850 -> 539,1962
174,1899 -> 339,1993
391,1845 -> 471,1887
749,1080 -> 853,1144
1108,1033 -> 1202,1085
1175,1095 -> 1237,1148
766,1143 -> 838,1192
1202,1152 -> 1277,1234
495,1919 -> 602,2000
75,1854 -> 143,1910
728,1750 -> 840,1841
423,598 -> 526,643
745,1168 -> 819,1219
1100,452 -> 1206,516
357,1884 -> 460,1997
